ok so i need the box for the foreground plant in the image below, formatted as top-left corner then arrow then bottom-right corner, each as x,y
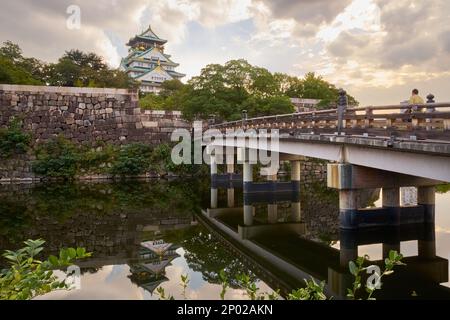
0,239 -> 92,300
287,279 -> 327,300
153,250 -> 405,301
347,250 -> 405,300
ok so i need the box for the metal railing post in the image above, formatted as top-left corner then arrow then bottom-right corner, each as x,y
338,89 -> 348,135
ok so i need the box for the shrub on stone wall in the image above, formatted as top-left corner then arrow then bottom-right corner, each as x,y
32,137 -> 81,179
0,118 -> 31,159
80,144 -> 116,174
29,137 -> 203,179
109,143 -> 153,177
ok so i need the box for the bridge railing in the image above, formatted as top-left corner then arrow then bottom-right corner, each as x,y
209,99 -> 450,142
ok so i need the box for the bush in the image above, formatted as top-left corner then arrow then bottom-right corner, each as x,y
80,144 -> 116,174
0,118 -> 31,159
109,143 -> 152,176
32,137 -> 80,179
0,239 -> 91,300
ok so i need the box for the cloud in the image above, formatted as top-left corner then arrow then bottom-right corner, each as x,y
0,0 -> 449,105
254,0 -> 353,25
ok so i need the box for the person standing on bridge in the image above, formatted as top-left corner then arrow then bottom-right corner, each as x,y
408,89 -> 425,112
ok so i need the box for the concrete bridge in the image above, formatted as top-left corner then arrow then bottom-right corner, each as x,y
199,187 -> 450,299
203,91 -> 450,230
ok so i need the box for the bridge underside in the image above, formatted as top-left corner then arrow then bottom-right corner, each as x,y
205,134 -> 450,182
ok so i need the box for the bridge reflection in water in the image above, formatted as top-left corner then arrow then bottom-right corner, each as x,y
200,177 -> 450,300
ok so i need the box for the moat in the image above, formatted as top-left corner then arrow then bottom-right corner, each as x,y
0,179 -> 449,300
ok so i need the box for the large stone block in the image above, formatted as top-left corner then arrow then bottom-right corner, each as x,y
142,121 -> 158,128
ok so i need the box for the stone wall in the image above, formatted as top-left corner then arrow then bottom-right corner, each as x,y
0,84 -> 192,182
300,160 -> 327,184
0,84 -> 191,146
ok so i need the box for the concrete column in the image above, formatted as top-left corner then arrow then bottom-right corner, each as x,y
210,155 -> 218,175
210,188 -> 218,209
268,204 -> 278,224
243,162 -> 253,193
291,201 -> 302,222
340,247 -> 358,268
418,225 -> 436,259
227,188 -> 235,208
291,161 -> 301,213
244,205 -> 254,226
210,155 -> 218,209
418,186 -> 435,223
339,190 -> 359,229
340,230 -> 358,268
382,188 -> 401,226
226,163 -> 235,208
291,160 -> 301,182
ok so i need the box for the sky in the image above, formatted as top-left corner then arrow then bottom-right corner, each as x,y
0,0 -> 449,106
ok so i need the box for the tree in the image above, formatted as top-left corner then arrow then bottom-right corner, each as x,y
0,41 -> 44,85
300,73 -> 358,108
0,41 -> 136,89
0,57 -> 42,85
45,50 -> 137,89
177,60 -> 357,120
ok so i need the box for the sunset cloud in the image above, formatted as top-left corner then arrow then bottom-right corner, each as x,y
0,0 -> 449,105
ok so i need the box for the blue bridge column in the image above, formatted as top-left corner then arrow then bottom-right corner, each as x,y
227,163 -> 235,208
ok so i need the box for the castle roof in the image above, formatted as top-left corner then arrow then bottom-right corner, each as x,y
127,25 -> 168,46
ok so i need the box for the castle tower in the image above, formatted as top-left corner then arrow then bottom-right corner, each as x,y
120,25 -> 185,94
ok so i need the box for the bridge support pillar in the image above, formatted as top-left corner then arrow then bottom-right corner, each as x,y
244,205 -> 255,226
267,173 -> 278,223
243,159 -> 254,226
418,187 -> 436,259
243,162 -> 253,193
382,188 -> 400,256
227,163 -> 235,208
291,160 -> 302,221
419,222 -> 436,259
418,186 -> 435,224
382,188 -> 401,226
339,190 -> 359,229
210,155 -> 218,209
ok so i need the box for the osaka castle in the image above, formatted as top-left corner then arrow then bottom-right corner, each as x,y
120,25 -> 185,94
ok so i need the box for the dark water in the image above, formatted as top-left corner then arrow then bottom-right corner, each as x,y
0,179 -> 449,300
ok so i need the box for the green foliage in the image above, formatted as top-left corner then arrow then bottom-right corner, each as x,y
109,143 -> 152,176
436,184 -> 450,194
0,239 -> 91,300
0,41 -> 44,85
32,137 -> 81,179
180,274 -> 190,299
0,41 -> 137,89
287,279 -> 327,300
0,56 -> 43,85
45,50 -> 138,89
219,269 -> 229,300
30,137 -> 197,179
153,251 -> 404,301
0,118 -> 31,159
147,59 -> 358,121
347,250 -> 405,300
79,144 -> 116,174
156,286 -> 174,300
139,93 -> 168,110
139,80 -> 186,110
